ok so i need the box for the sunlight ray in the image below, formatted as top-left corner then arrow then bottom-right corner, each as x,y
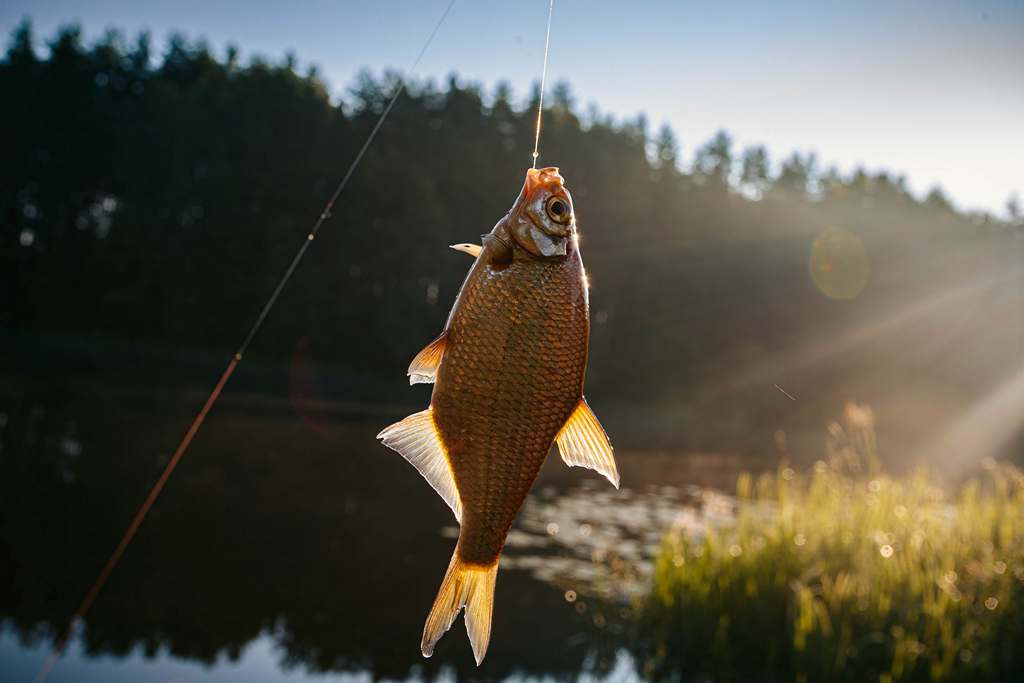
921,362 -> 1024,472
714,266 -> 1023,398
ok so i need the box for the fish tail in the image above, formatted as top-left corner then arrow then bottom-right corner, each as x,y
421,548 -> 498,665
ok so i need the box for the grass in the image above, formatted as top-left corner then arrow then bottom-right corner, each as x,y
635,404 -> 1024,682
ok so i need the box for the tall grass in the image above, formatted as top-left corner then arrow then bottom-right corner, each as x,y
636,405 -> 1024,682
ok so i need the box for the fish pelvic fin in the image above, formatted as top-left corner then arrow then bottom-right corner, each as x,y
376,408 -> 462,522
450,243 -> 482,258
421,550 -> 498,666
556,398 -> 620,489
407,331 -> 448,385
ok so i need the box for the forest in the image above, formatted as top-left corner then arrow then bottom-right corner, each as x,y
3,22 -> 1022,465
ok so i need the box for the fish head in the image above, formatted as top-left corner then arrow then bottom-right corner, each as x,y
506,167 -> 576,259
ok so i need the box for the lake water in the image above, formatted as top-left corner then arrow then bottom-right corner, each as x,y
0,367 -> 755,683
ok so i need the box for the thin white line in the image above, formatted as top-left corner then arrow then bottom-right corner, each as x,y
531,0 -> 555,169
774,384 -> 797,401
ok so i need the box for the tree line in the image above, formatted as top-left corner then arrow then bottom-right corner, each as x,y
3,22 -> 1021,456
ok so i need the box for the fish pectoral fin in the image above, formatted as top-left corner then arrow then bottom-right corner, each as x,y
450,243 -> 482,258
555,398 -> 620,489
407,331 -> 448,385
377,409 -> 463,522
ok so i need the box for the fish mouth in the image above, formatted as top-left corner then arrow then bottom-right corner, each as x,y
526,166 -> 564,191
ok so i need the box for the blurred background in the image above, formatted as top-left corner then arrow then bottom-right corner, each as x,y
1,1 -> 1022,681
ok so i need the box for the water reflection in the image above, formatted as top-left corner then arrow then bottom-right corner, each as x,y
500,482 -> 739,606
0,371 -> 746,682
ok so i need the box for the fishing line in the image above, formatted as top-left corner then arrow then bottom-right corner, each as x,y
33,2 -> 456,681
531,0 -> 555,169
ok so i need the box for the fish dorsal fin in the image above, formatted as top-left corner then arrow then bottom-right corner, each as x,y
377,408 -> 463,522
450,243 -> 482,258
408,331 -> 448,385
555,398 -> 620,489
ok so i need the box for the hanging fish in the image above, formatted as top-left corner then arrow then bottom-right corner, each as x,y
377,167 -> 618,664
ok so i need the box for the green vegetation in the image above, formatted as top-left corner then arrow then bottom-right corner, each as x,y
637,407 -> 1024,682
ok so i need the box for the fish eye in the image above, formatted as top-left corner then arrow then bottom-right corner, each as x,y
545,196 -> 571,224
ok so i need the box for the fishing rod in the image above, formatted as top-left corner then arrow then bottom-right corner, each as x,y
33,2 -> 457,681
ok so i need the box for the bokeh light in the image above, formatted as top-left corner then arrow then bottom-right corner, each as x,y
809,226 -> 870,300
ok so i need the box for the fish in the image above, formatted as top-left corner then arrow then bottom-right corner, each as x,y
377,166 -> 618,665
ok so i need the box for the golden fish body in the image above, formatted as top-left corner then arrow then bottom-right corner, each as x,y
378,167 -> 618,664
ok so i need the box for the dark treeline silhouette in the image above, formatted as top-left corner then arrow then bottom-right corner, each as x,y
2,22 -> 1022,462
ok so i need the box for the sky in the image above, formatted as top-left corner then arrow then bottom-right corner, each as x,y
3,0 -> 1022,216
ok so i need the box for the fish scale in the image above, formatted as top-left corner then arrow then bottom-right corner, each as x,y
436,249 -> 587,565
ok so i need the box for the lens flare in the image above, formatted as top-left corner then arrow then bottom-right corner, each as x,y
809,227 -> 869,300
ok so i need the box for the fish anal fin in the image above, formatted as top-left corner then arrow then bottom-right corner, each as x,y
377,409 -> 462,521
556,398 -> 619,489
450,243 -> 482,258
408,331 -> 448,385
421,550 -> 498,666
